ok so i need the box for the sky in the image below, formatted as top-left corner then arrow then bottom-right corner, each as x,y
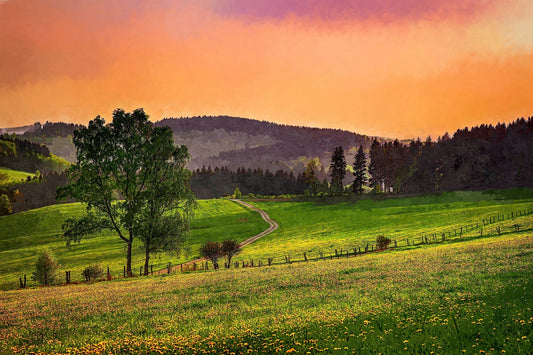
1,0 -> 533,139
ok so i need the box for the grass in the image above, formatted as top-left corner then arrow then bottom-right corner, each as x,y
0,233 -> 531,354
1,189 -> 532,353
234,189 -> 533,263
0,199 -> 268,290
0,167 -> 35,187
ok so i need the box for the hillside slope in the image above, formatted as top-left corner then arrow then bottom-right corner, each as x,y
0,199 -> 268,290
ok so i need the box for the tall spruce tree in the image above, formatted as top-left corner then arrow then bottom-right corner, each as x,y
329,146 -> 346,195
352,145 -> 367,194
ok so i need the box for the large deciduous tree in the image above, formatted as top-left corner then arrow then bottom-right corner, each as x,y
329,146 -> 346,195
59,108 -> 195,276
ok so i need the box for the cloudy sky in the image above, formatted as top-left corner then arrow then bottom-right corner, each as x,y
1,0 -> 532,138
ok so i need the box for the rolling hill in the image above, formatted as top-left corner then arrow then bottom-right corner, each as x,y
4,117 -> 380,176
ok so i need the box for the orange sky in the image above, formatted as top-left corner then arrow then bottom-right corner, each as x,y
1,0 -> 533,139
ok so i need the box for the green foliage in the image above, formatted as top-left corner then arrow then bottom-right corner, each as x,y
0,194 -> 11,215
232,187 -> 242,199
199,241 -> 222,269
352,145 -> 367,194
58,108 -> 195,276
376,235 -> 392,250
0,140 -> 16,158
81,264 -> 103,281
304,158 -> 320,195
62,214 -> 109,247
221,239 -> 240,267
31,250 -> 59,286
329,146 -> 346,195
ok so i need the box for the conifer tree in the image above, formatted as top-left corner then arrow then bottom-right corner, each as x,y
329,146 -> 346,195
352,145 -> 367,194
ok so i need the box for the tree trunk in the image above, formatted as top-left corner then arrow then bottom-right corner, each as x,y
143,240 -> 150,276
126,236 -> 133,277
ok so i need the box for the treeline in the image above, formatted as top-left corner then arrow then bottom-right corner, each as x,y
0,171 -> 71,215
22,121 -> 85,138
190,166 -> 308,198
367,118 -> 533,193
0,134 -> 51,172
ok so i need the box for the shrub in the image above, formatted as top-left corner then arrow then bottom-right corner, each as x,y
82,264 -> 104,281
31,250 -> 60,286
0,194 -> 12,215
376,235 -> 392,250
200,241 -> 222,269
221,239 -> 240,268
232,188 -> 242,199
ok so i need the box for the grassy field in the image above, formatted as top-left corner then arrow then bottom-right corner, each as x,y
0,167 -> 35,187
0,232 -> 531,354
0,199 -> 268,290
1,189 -> 532,353
234,189 -> 533,263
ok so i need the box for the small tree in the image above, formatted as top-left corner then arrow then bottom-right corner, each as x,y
32,250 -> 60,286
221,239 -> 240,268
376,235 -> 392,250
232,187 -> 242,199
304,159 -> 320,195
200,241 -> 222,269
329,146 -> 346,195
352,145 -> 367,194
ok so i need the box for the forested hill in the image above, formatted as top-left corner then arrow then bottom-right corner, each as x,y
2,117 -> 376,174
156,116 -> 376,174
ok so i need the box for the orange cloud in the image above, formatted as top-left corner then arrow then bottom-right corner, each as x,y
0,0 -> 532,140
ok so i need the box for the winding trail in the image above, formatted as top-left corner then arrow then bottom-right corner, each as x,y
155,199 -> 278,274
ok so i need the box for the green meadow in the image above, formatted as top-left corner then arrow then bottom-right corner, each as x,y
0,167 -> 35,187
0,189 -> 532,354
0,199 -> 268,290
235,189 -> 533,263
1,233 -> 531,354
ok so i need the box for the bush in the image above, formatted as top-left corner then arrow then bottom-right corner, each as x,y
82,264 -> 104,281
221,239 -> 240,268
200,241 -> 222,269
232,188 -> 242,199
0,194 -> 12,215
31,250 -> 60,286
376,235 -> 392,250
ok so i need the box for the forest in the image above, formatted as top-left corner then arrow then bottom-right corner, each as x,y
367,117 -> 533,194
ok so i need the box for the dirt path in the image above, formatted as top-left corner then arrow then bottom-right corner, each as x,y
154,199 -> 278,274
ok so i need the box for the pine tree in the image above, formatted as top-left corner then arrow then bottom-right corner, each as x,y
329,146 -> 346,195
352,145 -> 367,194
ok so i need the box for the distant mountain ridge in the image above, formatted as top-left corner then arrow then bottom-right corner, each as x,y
156,116 -> 377,174
2,116 -> 380,176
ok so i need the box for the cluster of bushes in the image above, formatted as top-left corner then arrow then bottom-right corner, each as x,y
199,239 -> 240,269
29,250 -> 107,286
